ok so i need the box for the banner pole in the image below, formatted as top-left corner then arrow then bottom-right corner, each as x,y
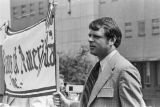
51,1 -> 61,107
51,0 -> 60,92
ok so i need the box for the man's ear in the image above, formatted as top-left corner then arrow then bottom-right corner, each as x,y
109,35 -> 116,46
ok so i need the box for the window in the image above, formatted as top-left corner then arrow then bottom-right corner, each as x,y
152,18 -> 160,36
132,62 -> 146,88
144,62 -> 151,87
153,61 -> 160,88
112,0 -> 118,2
99,0 -> 106,4
158,65 -> 160,87
38,1 -> 44,15
124,22 -> 132,38
138,20 -> 145,37
133,61 -> 160,89
12,7 -> 18,19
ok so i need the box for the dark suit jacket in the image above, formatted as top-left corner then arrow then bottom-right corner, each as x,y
80,51 -> 146,107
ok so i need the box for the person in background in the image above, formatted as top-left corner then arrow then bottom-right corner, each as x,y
59,75 -> 68,97
53,17 -> 146,107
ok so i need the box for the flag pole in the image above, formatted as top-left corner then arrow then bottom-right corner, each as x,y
50,1 -> 61,107
49,0 -> 60,92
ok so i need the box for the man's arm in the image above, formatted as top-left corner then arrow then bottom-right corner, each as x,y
69,100 -> 80,107
53,91 -> 80,107
118,68 -> 146,107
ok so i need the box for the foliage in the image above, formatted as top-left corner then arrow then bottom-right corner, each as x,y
59,46 -> 93,85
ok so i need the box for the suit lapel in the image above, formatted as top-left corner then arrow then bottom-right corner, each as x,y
87,62 -> 113,107
87,52 -> 119,107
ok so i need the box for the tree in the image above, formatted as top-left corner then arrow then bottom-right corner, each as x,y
59,45 -> 93,85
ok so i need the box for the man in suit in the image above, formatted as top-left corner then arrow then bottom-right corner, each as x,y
53,17 -> 146,107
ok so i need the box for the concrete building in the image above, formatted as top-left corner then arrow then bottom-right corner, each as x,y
55,0 -> 99,55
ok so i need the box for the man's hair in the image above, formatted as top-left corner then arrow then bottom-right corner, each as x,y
89,17 -> 122,48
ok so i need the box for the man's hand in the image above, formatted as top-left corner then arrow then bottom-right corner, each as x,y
53,91 -> 70,107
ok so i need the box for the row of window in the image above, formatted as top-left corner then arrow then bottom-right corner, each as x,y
12,2 -> 45,20
99,0 -> 118,4
125,18 -> 160,38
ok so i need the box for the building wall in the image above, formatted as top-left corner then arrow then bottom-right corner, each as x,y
55,0 -> 98,55
0,0 -> 48,32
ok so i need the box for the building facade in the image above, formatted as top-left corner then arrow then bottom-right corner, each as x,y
55,0 -> 99,55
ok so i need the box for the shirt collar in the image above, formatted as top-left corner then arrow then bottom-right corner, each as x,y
100,50 -> 117,72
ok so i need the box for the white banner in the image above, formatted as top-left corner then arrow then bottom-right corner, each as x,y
2,21 -> 56,97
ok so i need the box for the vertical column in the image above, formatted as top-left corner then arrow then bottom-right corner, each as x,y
0,46 -> 5,101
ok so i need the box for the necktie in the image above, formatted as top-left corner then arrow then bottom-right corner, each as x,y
82,61 -> 100,107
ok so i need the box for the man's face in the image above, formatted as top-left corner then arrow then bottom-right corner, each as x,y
88,28 -> 112,58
